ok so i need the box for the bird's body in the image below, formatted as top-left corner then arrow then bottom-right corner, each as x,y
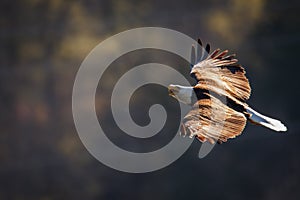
168,39 -> 287,144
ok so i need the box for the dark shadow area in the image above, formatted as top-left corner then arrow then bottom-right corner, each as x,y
0,0 -> 299,199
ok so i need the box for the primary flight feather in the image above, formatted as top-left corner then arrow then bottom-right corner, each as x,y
168,39 -> 287,144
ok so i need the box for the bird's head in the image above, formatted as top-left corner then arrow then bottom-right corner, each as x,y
168,84 -> 193,105
168,84 -> 180,98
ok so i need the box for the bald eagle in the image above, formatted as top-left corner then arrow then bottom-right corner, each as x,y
168,39 -> 287,144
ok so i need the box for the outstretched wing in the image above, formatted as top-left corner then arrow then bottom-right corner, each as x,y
190,40 -> 251,102
190,39 -> 211,69
180,92 -> 247,144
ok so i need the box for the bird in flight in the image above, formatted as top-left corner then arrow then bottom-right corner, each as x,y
168,39 -> 287,144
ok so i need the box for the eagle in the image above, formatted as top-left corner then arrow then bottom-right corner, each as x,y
168,39 -> 287,144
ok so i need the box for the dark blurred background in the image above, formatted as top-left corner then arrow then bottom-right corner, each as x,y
1,0 -> 300,199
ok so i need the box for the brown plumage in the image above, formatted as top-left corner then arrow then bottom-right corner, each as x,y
182,92 -> 247,144
191,47 -> 251,102
168,39 -> 287,144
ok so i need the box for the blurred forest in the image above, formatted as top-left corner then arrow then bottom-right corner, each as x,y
1,0 -> 300,199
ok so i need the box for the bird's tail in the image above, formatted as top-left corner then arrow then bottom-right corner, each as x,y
246,107 -> 287,132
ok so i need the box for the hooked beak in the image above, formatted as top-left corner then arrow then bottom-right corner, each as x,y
168,84 -> 177,97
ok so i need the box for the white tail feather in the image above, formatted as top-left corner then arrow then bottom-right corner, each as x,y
246,107 -> 287,132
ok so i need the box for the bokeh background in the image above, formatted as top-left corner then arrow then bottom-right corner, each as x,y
1,0 -> 300,199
